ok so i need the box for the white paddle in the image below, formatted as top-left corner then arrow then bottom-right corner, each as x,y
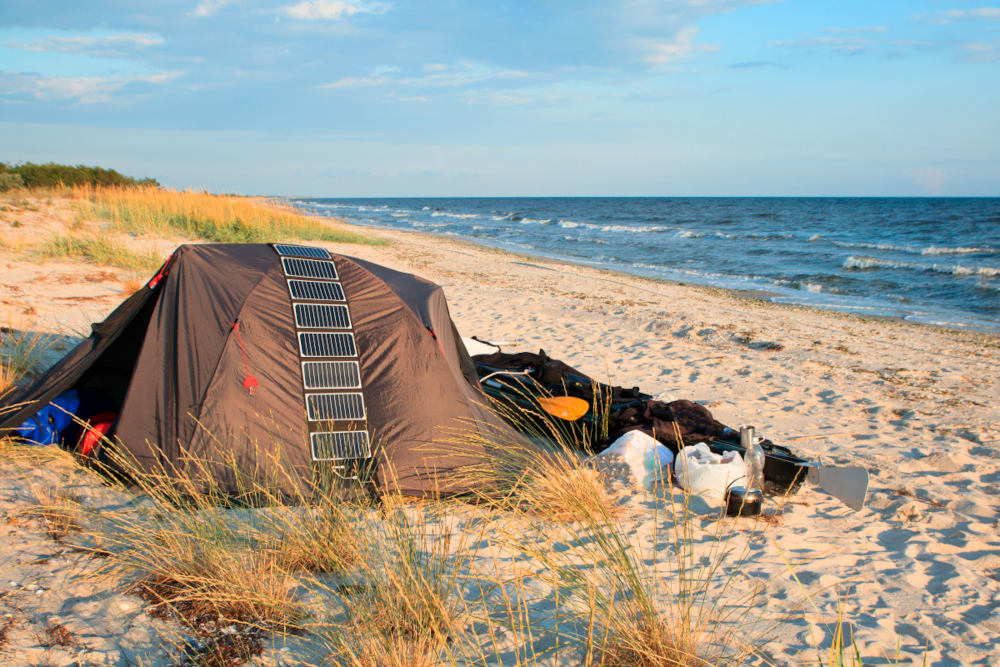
798,459 -> 870,511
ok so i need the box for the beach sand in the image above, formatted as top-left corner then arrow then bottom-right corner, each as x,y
1,198 -> 999,665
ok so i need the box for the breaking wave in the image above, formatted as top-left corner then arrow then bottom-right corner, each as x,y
844,256 -> 1000,276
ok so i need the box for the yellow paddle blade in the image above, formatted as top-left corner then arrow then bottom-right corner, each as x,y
538,396 -> 590,421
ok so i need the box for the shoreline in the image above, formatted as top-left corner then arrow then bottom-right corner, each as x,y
291,201 -> 1000,336
323,214 -> 1000,349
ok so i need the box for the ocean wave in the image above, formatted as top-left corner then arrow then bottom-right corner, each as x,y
921,245 -> 995,255
599,224 -> 672,234
828,239 -> 995,256
677,231 -> 704,239
844,255 -> 1000,276
431,212 -> 478,219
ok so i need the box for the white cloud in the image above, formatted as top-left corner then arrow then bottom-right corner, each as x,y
318,72 -> 390,88
914,168 -> 948,192
191,0 -> 233,17
958,39 -> 1000,62
4,33 -> 164,58
319,62 -> 525,90
915,7 -> 1000,25
645,26 -> 720,65
823,26 -> 887,35
772,34 -> 876,55
285,0 -> 386,20
0,70 -> 182,104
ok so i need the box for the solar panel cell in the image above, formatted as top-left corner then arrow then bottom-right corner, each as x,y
288,280 -> 345,302
299,332 -> 356,357
282,257 -> 338,280
294,303 -> 351,329
274,245 -> 331,259
311,431 -> 371,461
302,361 -> 361,389
306,392 -> 366,421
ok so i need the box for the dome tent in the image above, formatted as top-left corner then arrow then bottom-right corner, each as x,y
0,243 -> 515,497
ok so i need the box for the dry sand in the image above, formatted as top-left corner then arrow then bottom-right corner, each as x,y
1,197 -> 999,665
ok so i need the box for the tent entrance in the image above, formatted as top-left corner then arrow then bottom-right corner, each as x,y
70,292 -> 159,412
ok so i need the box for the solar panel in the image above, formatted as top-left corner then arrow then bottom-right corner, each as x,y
311,431 -> 371,461
288,280 -> 345,302
274,244 -> 331,259
299,332 -> 356,357
306,393 -> 366,421
294,303 -> 351,329
282,257 -> 338,280
302,361 -> 361,389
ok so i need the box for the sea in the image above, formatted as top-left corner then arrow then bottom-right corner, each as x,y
288,198 -> 1000,333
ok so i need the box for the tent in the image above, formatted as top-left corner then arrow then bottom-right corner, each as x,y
0,243 -> 516,497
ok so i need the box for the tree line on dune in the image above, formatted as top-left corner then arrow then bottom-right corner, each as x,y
0,161 -> 160,191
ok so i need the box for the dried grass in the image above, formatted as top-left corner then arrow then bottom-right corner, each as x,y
71,185 -> 387,246
36,232 -> 163,272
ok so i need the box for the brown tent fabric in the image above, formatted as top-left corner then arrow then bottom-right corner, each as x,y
0,243 -> 521,498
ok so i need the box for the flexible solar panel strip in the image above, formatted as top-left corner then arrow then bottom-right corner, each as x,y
294,303 -> 351,329
282,257 -> 338,280
274,244 -> 331,259
299,332 -> 356,357
302,361 -> 361,389
307,393 -> 366,421
311,431 -> 371,461
288,279 -> 345,302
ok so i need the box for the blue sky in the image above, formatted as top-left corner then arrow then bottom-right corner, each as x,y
1,1 -> 998,195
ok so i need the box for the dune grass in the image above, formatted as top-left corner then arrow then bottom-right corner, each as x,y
36,232 -> 164,272
73,185 -> 388,246
0,312 -> 55,399
0,335 -> 926,666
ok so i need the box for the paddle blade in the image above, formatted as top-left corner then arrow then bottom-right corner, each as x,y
538,396 -> 590,421
805,464 -> 870,511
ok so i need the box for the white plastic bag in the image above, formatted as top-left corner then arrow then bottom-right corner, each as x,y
598,430 -> 674,488
674,443 -> 745,498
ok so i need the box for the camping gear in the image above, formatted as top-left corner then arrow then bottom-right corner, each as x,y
725,484 -> 762,517
78,411 -> 117,458
674,443 -> 745,498
473,350 -> 807,494
1,244 -> 522,498
595,430 -> 674,488
11,388 -> 114,446
537,396 -> 589,421
742,426 -> 765,494
799,460 -> 870,511
462,337 -> 519,356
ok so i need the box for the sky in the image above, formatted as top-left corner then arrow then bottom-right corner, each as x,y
1,0 -> 999,196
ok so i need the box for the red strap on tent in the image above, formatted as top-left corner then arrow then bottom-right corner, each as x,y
232,320 -> 259,395
147,256 -> 172,289
428,329 -> 445,357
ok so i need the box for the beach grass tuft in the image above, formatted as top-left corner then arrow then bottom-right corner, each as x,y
37,232 -> 164,272
0,313 -> 55,399
73,185 -> 388,246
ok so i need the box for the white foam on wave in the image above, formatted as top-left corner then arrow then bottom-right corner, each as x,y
922,245 -> 995,255
843,255 -> 1000,276
803,283 -> 823,293
677,231 -> 704,239
559,221 -> 580,229
809,235 -> 823,242
431,212 -> 478,219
